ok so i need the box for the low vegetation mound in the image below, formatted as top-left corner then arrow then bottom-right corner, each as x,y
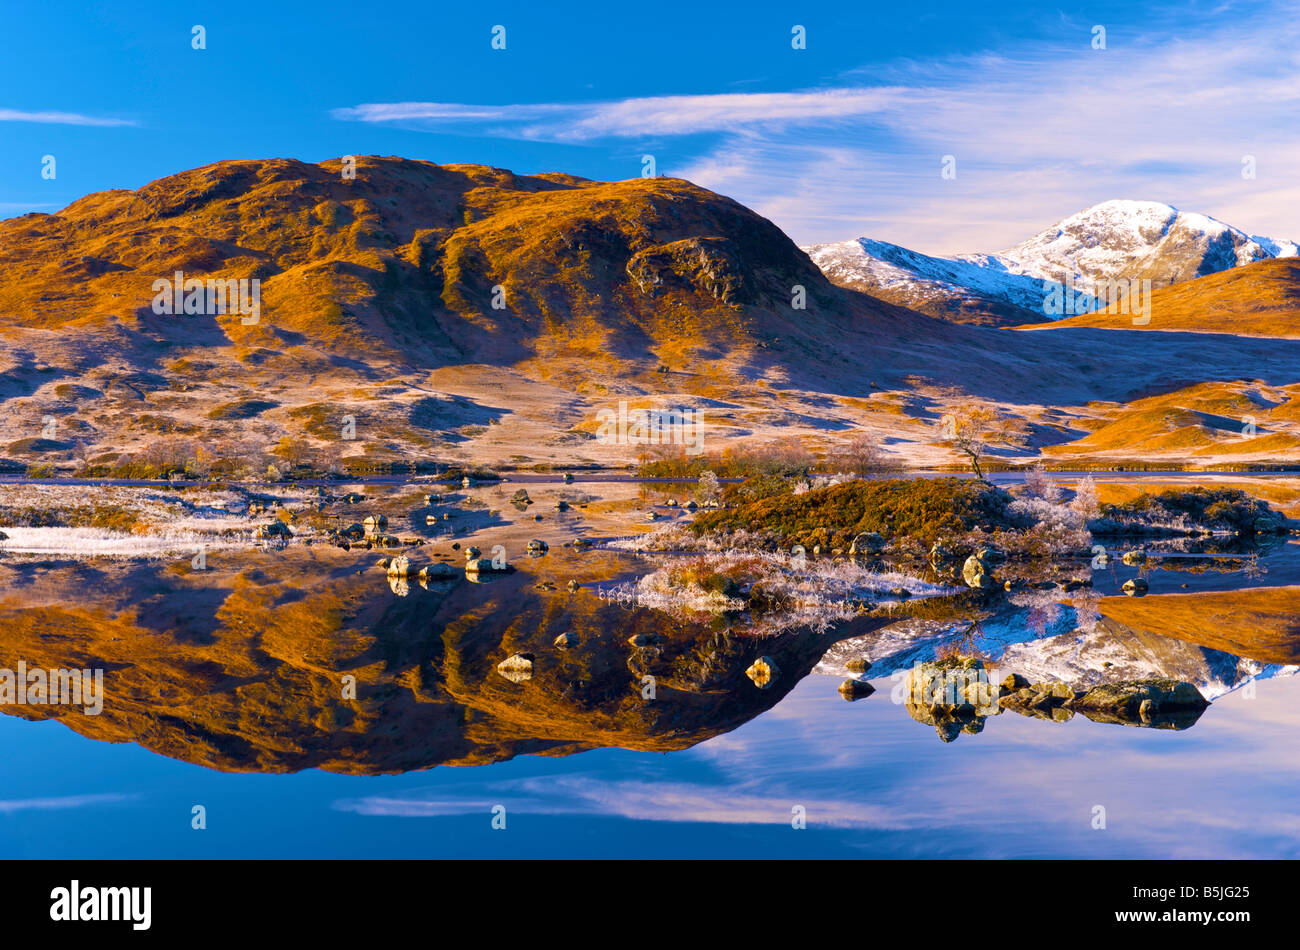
1095,487 -> 1290,535
692,477 -> 1016,549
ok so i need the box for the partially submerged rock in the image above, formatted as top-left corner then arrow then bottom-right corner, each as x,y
1072,679 -> 1209,728
465,557 -> 510,575
999,676 -> 1209,729
418,563 -> 458,580
553,631 -> 579,649
904,657 -> 1000,742
363,514 -> 388,535
1121,577 -> 1149,596
745,656 -> 779,689
838,678 -> 875,701
496,653 -> 535,683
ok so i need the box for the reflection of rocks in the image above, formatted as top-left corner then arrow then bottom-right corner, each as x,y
1000,677 -> 1209,730
838,678 -> 875,700
745,656 -> 779,689
904,658 -> 1001,742
1121,578 -> 1148,596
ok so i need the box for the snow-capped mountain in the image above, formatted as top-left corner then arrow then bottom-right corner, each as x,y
804,200 -> 1299,326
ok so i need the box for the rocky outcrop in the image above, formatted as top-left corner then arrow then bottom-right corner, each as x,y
1072,679 -> 1209,726
903,657 -> 1001,742
1000,676 -> 1209,729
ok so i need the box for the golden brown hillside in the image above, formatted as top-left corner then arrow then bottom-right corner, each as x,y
1021,257 -> 1300,337
0,156 -> 857,362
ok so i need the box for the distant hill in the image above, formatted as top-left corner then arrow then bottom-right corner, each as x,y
1022,257 -> 1300,337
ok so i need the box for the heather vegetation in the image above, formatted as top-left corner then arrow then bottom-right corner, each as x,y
638,433 -> 899,479
1094,487 -> 1291,535
692,477 -> 1019,551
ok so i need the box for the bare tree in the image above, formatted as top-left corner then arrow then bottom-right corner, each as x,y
940,402 -> 1026,480
832,432 -> 898,475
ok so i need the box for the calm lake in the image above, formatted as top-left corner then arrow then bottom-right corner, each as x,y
0,479 -> 1296,859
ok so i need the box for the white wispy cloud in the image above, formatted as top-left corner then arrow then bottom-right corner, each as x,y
334,775 -> 919,828
332,4 -> 1300,253
0,108 -> 135,127
332,89 -> 911,142
0,792 -> 135,813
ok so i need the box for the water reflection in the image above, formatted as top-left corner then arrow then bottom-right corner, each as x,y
0,540 -> 1295,771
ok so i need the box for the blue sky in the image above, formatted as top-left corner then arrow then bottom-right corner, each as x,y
2,0 -> 1295,253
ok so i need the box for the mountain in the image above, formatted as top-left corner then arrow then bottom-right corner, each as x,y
0,156 -> 936,467
1,160 -> 1297,472
805,200 -> 1299,327
0,156 -> 846,363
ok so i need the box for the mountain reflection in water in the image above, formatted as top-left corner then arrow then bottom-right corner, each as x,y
0,540 -> 1295,770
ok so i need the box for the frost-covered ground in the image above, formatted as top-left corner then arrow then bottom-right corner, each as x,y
0,483 -> 319,560
0,526 -> 250,558
604,550 -> 958,635
815,597 -> 1299,701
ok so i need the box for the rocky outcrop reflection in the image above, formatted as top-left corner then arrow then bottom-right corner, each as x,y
0,551 -> 897,774
903,657 -> 1212,743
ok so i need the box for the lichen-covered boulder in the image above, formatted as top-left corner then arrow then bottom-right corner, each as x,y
849,531 -> 885,556
962,552 -> 998,589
